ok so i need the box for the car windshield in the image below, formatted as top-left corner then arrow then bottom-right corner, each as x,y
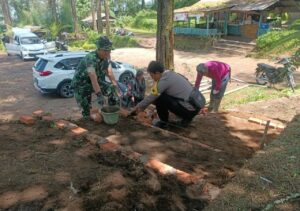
20,37 -> 41,44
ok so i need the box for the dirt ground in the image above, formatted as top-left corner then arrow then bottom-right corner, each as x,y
0,36 -> 299,210
2,45 -> 299,122
0,110 -> 279,210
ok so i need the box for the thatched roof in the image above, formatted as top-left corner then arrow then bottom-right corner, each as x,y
174,0 -> 283,14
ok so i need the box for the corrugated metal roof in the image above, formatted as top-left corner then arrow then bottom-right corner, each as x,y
231,0 -> 279,11
175,0 -> 281,13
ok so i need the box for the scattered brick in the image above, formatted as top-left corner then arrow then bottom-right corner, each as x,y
71,127 -> 88,135
55,120 -> 77,129
20,115 -> 35,125
176,169 -> 202,185
32,110 -> 44,117
146,159 -> 176,175
42,115 -> 53,122
90,113 -> 102,123
99,142 -> 119,151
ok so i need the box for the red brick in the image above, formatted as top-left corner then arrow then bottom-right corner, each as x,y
176,169 -> 202,185
71,127 -> 88,135
20,115 -> 35,125
146,159 -> 176,175
99,142 -> 119,151
42,115 -> 53,122
55,120 -> 69,129
32,110 -> 44,117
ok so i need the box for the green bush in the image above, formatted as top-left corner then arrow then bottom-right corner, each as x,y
0,42 -> 5,51
289,19 -> 300,30
116,16 -> 134,27
111,35 -> 138,48
130,10 -> 157,31
255,29 -> 300,57
69,30 -> 138,50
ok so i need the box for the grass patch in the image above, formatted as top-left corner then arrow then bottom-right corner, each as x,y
205,114 -> 300,210
222,85 -> 300,109
69,34 -> 138,51
125,27 -> 156,35
252,19 -> 300,58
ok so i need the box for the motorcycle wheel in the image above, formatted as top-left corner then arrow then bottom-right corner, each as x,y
256,71 -> 268,85
286,73 -> 296,92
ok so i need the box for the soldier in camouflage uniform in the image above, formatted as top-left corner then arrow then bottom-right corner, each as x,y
72,36 -> 120,117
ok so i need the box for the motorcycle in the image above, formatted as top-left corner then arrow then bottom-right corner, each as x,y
256,57 -> 296,92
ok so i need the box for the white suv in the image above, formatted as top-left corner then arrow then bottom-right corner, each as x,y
32,51 -> 137,98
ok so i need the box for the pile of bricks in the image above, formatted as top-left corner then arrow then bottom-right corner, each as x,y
19,109 -> 220,201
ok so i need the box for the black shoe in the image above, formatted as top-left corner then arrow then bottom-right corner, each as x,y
153,120 -> 168,129
179,119 -> 191,127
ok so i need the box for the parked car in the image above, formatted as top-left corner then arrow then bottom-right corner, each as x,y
32,51 -> 137,98
5,27 -> 55,60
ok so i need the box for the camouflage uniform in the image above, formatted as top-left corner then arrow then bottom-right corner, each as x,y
72,36 -> 118,117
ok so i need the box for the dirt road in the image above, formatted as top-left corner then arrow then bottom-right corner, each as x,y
0,47 -> 298,121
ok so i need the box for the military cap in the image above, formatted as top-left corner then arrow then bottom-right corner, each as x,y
96,36 -> 113,50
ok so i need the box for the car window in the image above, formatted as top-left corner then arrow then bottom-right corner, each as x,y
20,37 -> 41,44
34,59 -> 48,71
54,57 -> 83,70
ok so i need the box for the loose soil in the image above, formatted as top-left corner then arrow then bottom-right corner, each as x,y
0,120 -> 204,210
0,111 -> 280,210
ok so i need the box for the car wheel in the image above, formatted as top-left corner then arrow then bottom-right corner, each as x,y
119,72 -> 134,85
20,52 -> 26,61
58,81 -> 74,98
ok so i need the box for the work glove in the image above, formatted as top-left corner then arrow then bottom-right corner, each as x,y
212,89 -> 220,95
96,92 -> 105,107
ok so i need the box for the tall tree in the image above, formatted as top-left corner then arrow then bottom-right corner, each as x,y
141,0 -> 145,9
104,0 -> 110,36
96,0 -> 103,33
48,0 -> 58,23
0,0 -> 13,27
156,0 -> 174,70
71,0 -> 79,36
91,0 -> 97,30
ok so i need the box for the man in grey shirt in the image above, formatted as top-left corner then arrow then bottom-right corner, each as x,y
133,61 -> 201,128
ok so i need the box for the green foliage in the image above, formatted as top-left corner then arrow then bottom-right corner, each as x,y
174,0 -> 199,9
76,0 -> 92,21
60,0 -> 74,29
116,16 -> 134,27
111,35 -> 138,48
0,41 -> 5,51
291,48 -> 300,68
289,19 -> 300,30
255,28 -> 300,57
129,10 -> 157,31
69,29 -> 138,51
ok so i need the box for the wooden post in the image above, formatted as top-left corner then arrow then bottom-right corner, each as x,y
206,13 -> 210,35
258,12 -> 263,36
224,12 -> 228,35
261,120 -> 270,149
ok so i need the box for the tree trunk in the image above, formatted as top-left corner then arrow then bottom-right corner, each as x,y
48,0 -> 58,23
91,0 -> 97,30
97,0 -> 103,33
104,0 -> 110,36
71,0 -> 79,36
141,0 -> 145,9
156,0 -> 174,70
0,0 -> 13,27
